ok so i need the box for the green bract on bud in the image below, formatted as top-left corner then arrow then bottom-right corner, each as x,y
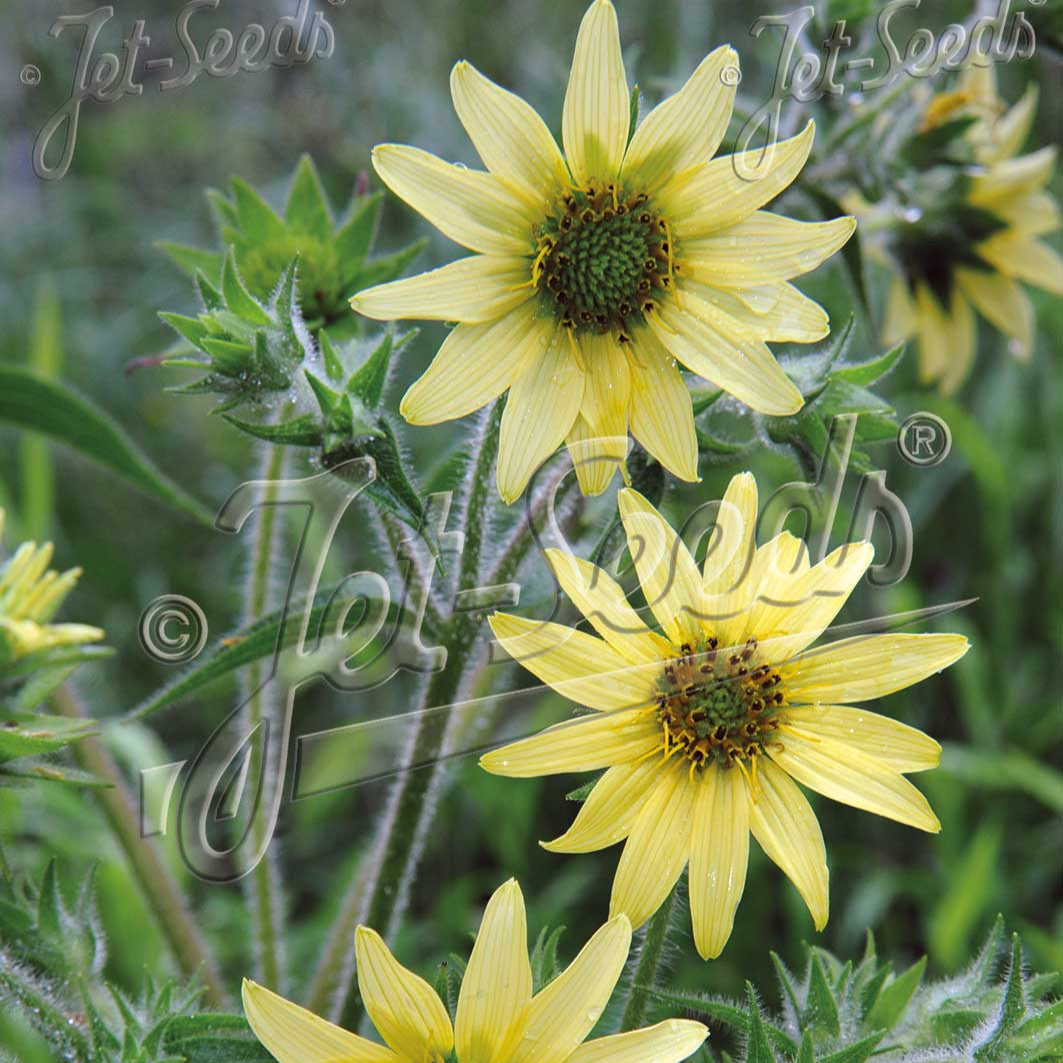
651,918 -> 1063,1062
159,154 -> 424,337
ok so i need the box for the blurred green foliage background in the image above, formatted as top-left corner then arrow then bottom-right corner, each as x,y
1,0 -> 1061,1059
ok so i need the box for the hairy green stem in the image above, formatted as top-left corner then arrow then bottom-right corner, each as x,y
53,685 -> 227,1006
307,406 -> 501,1023
242,443 -> 290,992
619,884 -> 680,1032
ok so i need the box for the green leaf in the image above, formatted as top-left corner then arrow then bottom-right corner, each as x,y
335,192 -> 384,268
157,241 -> 224,281
796,1031 -> 815,1063
0,713 -> 97,763
286,155 -> 333,240
565,776 -> 600,803
818,1032 -> 886,1063
159,311 -> 209,349
319,329 -> 344,381
866,955 -> 926,1031
745,983 -> 778,1063
804,952 -> 842,1036
530,925 -> 566,992
222,253 -> 272,325
205,187 -> 239,229
0,366 -> 214,526
833,342 -> 904,386
347,331 -> 411,409
125,583 -> 412,720
220,413 -> 323,447
230,176 -> 288,244
351,239 -> 427,293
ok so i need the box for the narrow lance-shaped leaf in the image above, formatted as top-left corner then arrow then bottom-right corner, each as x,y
0,366 -> 214,526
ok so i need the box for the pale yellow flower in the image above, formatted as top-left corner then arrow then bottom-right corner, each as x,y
351,0 -> 854,503
858,62 -> 1061,393
243,879 -> 707,1063
0,510 -> 102,665
480,474 -> 969,959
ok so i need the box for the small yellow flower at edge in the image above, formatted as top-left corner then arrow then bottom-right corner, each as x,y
242,879 -> 708,1063
0,509 -> 103,664
480,473 -> 969,960
351,0 -> 855,503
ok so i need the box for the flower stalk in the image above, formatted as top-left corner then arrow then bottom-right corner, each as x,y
52,684 -> 227,1006
619,882 -> 680,1032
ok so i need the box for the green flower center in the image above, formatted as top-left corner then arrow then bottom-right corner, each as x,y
655,636 -> 787,769
534,185 -> 674,339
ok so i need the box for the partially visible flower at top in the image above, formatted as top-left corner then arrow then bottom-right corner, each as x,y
481,474 -> 969,959
0,510 -> 102,667
351,0 -> 855,503
849,61 -> 1061,394
243,879 -> 707,1063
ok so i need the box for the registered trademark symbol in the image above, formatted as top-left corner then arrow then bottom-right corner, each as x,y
20,64 -> 42,86
898,412 -> 952,467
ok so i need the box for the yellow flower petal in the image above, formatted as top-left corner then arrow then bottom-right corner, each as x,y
541,757 -> 663,853
650,291 -> 804,416
956,268 -> 1034,360
242,980 -> 400,1063
450,61 -> 568,204
785,632 -> 970,704
400,301 -> 549,425
372,143 -> 536,255
969,145 -> 1056,206
617,488 -> 704,646
689,762 -> 750,959
993,83 -> 1038,161
568,415 -> 626,496
354,927 -> 454,1060
748,758 -> 829,930
882,275 -> 915,347
979,232 -> 1063,295
993,190 -> 1061,238
501,914 -> 631,1063
783,705 -> 941,774
660,122 -> 815,238
936,288 -> 977,397
566,333 -> 630,495
688,282 -> 830,343
497,334 -> 585,504
913,284 -> 950,383
745,541 -> 874,661
702,472 -> 758,603
480,707 -> 658,777
623,45 -> 738,192
488,611 -> 656,711
682,213 -> 856,287
455,880 -> 533,1063
627,331 -> 698,482
562,0 -> 629,187
717,531 -> 807,650
566,1019 -> 708,1063
351,255 -> 533,324
544,549 -> 671,665
767,727 -> 940,832
610,763 -> 693,928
